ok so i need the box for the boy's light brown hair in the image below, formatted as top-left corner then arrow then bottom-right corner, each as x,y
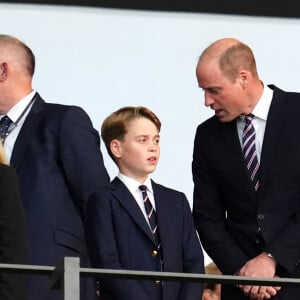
101,106 -> 161,162
204,262 -> 222,291
0,142 -> 7,164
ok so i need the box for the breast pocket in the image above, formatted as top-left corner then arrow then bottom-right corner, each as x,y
54,228 -> 86,256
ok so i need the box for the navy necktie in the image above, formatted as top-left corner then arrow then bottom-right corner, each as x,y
139,185 -> 161,247
139,185 -> 164,272
242,114 -> 260,191
0,116 -> 12,144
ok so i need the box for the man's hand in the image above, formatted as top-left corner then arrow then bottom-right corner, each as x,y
236,252 -> 281,300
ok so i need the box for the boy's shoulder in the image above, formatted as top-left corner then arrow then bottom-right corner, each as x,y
152,181 -> 193,220
152,180 -> 184,194
151,180 -> 189,204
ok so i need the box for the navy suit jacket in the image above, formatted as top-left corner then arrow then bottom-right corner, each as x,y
85,177 -> 204,300
193,85 -> 300,299
10,93 -> 109,300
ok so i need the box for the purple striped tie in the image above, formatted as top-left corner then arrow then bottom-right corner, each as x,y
242,114 -> 260,191
139,185 -> 161,248
139,185 -> 164,271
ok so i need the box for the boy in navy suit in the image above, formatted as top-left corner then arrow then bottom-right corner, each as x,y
85,106 -> 204,300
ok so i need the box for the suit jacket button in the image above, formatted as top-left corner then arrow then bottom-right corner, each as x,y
257,214 -> 265,220
152,250 -> 158,257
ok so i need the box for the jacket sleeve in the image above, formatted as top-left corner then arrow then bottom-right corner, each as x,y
57,106 -> 110,217
192,125 -> 249,275
178,193 -> 205,300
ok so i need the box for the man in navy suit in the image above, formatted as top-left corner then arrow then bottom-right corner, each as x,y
0,34 -> 109,299
193,38 -> 300,299
85,106 -> 204,300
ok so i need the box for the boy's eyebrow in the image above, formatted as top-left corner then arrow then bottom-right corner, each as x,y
136,134 -> 160,137
134,134 -> 160,140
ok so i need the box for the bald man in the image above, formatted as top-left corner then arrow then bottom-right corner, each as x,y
193,38 -> 300,300
0,34 -> 109,300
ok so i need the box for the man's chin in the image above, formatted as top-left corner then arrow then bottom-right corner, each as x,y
217,115 -> 235,123
215,111 -> 237,123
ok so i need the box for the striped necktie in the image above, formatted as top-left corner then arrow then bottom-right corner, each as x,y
139,185 -> 161,248
242,114 -> 260,191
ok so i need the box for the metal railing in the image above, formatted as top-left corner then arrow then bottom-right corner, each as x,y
1,257 -> 300,300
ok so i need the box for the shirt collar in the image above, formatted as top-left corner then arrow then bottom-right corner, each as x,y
239,83 -> 273,121
118,172 -> 153,194
252,84 -> 273,121
4,90 -> 36,123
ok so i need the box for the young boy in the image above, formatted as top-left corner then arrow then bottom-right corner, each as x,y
85,106 -> 204,300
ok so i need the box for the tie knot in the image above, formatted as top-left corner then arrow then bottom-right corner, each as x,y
0,115 -> 12,126
245,114 -> 254,125
139,185 -> 147,193
0,115 -> 12,143
246,113 -> 254,120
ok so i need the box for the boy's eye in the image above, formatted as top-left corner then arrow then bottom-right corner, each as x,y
138,138 -> 146,143
153,138 -> 160,145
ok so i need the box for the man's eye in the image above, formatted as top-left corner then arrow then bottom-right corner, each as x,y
154,138 -> 160,145
207,89 -> 218,95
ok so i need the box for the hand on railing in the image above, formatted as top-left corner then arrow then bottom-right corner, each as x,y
236,252 -> 281,300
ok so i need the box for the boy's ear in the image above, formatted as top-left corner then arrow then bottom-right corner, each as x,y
110,139 -> 122,158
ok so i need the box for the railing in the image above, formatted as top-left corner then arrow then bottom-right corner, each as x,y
1,257 -> 300,300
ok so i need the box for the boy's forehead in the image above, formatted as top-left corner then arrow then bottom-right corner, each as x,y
126,117 -> 159,133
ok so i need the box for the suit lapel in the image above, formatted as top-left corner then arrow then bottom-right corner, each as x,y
259,87 -> 286,189
10,94 -> 45,171
151,181 -> 171,249
152,180 -> 185,270
111,177 -> 156,244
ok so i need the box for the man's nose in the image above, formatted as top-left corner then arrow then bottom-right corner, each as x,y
204,92 -> 214,107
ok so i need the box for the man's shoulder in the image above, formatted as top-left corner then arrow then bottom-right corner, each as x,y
35,93 -> 86,114
268,85 -> 300,116
269,84 -> 300,99
44,102 -> 82,113
30,98 -> 92,134
40,101 -> 88,123
195,115 -> 226,138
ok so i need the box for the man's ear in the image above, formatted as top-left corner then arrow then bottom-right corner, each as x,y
0,63 -> 8,82
110,139 -> 122,158
238,70 -> 250,89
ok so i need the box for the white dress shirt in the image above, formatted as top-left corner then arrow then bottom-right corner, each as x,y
0,90 -> 37,162
118,172 -> 156,228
